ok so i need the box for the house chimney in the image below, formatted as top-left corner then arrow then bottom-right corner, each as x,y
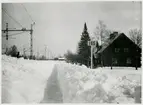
113,32 -> 118,36
110,31 -> 118,39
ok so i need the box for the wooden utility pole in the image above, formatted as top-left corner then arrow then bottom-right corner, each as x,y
30,24 -> 33,59
44,45 -> 48,59
23,47 -> 26,57
2,22 -> 35,59
37,51 -> 39,59
45,46 -> 47,59
5,23 -> 8,53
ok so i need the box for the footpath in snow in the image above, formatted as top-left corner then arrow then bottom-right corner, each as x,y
2,55 -> 142,103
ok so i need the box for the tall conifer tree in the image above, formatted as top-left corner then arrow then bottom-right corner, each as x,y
77,23 -> 91,66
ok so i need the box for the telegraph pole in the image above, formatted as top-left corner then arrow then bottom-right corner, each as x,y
44,45 -> 48,59
37,51 -> 39,59
91,45 -> 93,69
23,47 -> 25,56
2,22 -> 35,59
30,23 -> 34,59
5,23 -> 8,53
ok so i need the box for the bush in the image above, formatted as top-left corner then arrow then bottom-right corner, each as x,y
6,45 -> 19,57
64,50 -> 79,64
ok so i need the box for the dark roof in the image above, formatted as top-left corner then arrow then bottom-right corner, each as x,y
97,33 -> 120,53
96,33 -> 140,54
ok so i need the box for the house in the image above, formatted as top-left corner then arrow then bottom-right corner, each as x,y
58,57 -> 66,61
94,32 -> 141,69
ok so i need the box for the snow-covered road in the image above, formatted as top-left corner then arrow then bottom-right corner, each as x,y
2,55 -> 142,103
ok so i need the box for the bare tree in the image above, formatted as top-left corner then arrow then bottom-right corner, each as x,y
94,20 -> 112,44
94,20 -> 113,67
129,29 -> 142,48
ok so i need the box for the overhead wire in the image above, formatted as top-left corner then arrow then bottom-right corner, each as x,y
2,31 -> 27,37
21,4 -> 34,23
2,4 -> 34,55
2,8 -> 23,28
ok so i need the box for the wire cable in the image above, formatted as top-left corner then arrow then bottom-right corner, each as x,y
2,8 -> 23,28
2,31 -> 27,37
9,31 -> 27,36
21,4 -> 34,23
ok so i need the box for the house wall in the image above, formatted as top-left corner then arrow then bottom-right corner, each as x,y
100,34 -> 141,67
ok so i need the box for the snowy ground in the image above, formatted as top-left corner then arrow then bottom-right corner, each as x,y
2,55 -> 142,103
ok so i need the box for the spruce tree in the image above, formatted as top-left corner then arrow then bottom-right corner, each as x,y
77,23 -> 91,66
7,45 -> 18,57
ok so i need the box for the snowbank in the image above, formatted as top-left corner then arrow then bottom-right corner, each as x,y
2,55 -> 141,103
2,55 -> 56,103
55,63 -> 141,103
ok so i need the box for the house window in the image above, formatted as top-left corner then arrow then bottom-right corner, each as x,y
127,58 -> 131,64
115,48 -> 120,53
112,58 -> 117,64
124,48 -> 129,52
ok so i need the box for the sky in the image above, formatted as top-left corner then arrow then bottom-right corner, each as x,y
2,1 -> 141,58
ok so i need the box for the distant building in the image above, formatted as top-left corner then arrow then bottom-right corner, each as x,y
94,32 -> 141,68
58,57 -> 65,61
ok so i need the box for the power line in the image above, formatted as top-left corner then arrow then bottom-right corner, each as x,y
2,22 -> 34,58
21,4 -> 34,23
2,31 -> 27,37
2,8 -> 23,28
9,31 -> 27,36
